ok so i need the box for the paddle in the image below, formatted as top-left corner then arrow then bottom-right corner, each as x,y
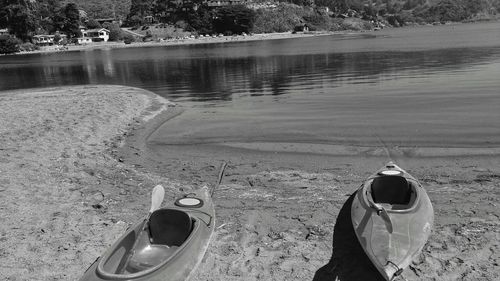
149,184 -> 165,215
371,203 -> 393,234
142,184 -> 165,236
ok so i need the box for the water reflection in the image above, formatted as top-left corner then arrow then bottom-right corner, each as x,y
1,42 -> 499,103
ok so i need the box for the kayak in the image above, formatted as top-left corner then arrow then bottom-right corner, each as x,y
80,186 -> 215,281
351,162 -> 433,280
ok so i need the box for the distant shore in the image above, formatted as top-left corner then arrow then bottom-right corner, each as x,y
12,19 -> 498,56
15,31 -> 341,56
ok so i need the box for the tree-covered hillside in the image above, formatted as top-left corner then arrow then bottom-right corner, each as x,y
1,0 -> 499,46
61,0 -> 132,20
124,0 -> 500,24
123,0 -> 500,35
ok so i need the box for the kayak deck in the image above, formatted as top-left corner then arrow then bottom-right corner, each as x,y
351,163 -> 434,280
99,209 -> 196,277
80,187 -> 215,281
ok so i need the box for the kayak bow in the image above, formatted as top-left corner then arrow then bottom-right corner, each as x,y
351,162 -> 433,280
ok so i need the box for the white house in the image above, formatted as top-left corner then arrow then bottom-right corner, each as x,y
77,37 -> 92,44
32,34 -> 68,46
83,28 -> 110,42
0,28 -> 9,36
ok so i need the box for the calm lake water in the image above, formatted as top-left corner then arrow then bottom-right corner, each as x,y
1,22 -> 500,151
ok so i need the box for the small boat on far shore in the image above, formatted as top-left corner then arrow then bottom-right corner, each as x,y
351,162 -> 434,280
80,186 -> 215,281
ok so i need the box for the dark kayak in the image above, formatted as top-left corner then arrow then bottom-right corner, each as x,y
80,187 -> 215,281
351,162 -> 433,280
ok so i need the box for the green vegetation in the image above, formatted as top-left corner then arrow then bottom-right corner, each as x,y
128,24 -> 190,40
55,3 -> 81,38
213,5 -> 257,35
124,0 -> 500,36
103,22 -> 125,41
0,0 -> 131,46
63,0 -> 131,20
122,32 -> 135,44
0,0 -> 499,52
310,0 -> 500,24
0,1 -> 83,40
0,34 -> 20,54
253,4 -> 307,33
0,0 -> 37,41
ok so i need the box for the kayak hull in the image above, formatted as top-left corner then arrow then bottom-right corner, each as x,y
80,187 -> 215,281
351,163 -> 433,280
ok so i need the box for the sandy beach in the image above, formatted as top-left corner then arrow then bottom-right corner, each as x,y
122,130 -> 500,281
0,85 -> 182,280
0,85 -> 499,281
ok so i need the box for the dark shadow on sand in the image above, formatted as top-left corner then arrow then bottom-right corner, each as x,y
313,193 -> 385,281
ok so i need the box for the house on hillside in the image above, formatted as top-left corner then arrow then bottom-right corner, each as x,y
32,34 -> 68,46
0,28 -> 9,36
82,28 -> 110,42
75,28 -> 110,44
207,0 -> 246,7
144,16 -> 154,24
77,37 -> 93,44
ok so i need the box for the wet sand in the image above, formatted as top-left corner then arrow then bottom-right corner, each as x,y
0,86 -> 499,280
120,104 -> 500,280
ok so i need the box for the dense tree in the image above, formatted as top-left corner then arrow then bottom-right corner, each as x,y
2,0 -> 499,42
102,22 -> 123,41
402,0 -> 425,10
426,0 -> 467,22
125,0 -> 154,26
52,3 -> 81,38
187,7 -> 215,34
213,5 -> 256,35
33,0 -> 60,34
303,10 -> 332,30
151,0 -> 207,26
0,0 -> 37,41
70,0 -> 131,20
151,0 -> 169,23
284,0 -> 314,7
86,18 -> 102,29
0,34 -> 20,53
464,0 -> 490,15
313,0 -> 338,13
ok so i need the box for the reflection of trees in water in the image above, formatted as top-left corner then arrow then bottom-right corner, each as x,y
0,47 -> 498,96
129,47 -> 497,101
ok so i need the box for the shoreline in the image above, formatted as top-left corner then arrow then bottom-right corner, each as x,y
7,19 -> 499,57
13,31 -> 343,56
0,85 -> 498,280
119,104 -> 500,281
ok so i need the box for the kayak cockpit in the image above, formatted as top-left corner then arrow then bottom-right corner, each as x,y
126,209 -> 192,272
96,209 -> 197,279
365,175 -> 419,212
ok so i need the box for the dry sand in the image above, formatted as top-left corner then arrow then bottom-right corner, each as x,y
1,85 -> 499,281
0,85 -> 187,280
